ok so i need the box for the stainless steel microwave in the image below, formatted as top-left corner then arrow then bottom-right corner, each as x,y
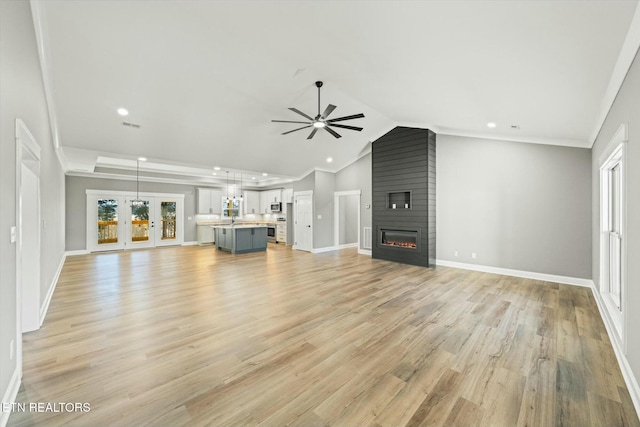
270,202 -> 282,212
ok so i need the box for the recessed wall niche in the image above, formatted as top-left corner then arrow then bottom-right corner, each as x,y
372,127 -> 436,267
387,191 -> 411,209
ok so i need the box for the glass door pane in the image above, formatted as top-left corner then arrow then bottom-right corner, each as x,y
131,200 -> 150,242
127,198 -> 155,248
98,198 -> 119,245
155,197 -> 183,247
88,195 -> 126,252
160,201 -> 177,241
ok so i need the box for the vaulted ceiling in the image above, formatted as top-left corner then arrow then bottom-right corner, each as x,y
32,0 -> 639,187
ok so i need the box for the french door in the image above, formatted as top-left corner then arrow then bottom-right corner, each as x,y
87,191 -> 184,252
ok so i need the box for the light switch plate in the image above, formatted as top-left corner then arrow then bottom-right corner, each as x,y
10,226 -> 17,243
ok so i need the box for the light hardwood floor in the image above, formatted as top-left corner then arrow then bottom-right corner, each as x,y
8,244 -> 640,426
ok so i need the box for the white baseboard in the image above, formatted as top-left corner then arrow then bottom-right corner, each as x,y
311,246 -> 337,254
65,249 -> 88,256
312,244 -> 360,253
40,253 -> 65,325
358,249 -> 372,256
589,283 -> 640,418
336,243 -> 359,250
182,241 -> 198,246
1,367 -> 21,427
435,259 -> 592,287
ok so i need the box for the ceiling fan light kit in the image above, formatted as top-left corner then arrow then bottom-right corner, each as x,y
272,81 -> 365,139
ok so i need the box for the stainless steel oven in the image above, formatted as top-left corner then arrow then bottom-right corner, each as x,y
267,224 -> 276,242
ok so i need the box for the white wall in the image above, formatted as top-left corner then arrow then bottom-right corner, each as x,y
336,152 -> 372,251
437,134 -> 592,279
591,47 -> 640,402
65,175 -> 198,250
0,0 -> 66,416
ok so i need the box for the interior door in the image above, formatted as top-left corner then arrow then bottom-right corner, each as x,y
294,193 -> 313,252
126,197 -> 156,249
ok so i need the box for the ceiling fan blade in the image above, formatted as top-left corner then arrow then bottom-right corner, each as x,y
327,123 -> 363,132
324,126 -> 342,139
321,104 -> 336,119
282,125 -> 312,135
307,128 -> 318,140
327,113 -> 365,123
272,120 -> 311,124
288,107 -> 314,121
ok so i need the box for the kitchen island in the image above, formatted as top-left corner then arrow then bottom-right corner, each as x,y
214,225 -> 268,254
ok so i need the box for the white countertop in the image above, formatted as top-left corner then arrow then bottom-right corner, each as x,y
213,224 -> 268,229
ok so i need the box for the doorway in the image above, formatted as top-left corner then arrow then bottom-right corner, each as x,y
87,191 -> 184,252
334,190 -> 361,249
16,119 -> 42,341
294,191 -> 313,252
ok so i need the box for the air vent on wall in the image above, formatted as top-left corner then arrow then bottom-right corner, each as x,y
122,121 -> 141,128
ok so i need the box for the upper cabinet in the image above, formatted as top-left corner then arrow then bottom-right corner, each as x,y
197,188 -> 223,214
258,189 -> 283,213
201,187 -> 291,215
244,190 -> 260,215
282,188 -> 293,204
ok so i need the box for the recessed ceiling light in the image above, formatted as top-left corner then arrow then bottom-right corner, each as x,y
252,177 -> 256,180
487,122 -> 497,128
214,166 -> 221,171
326,157 -> 333,163
117,108 -> 129,116
212,172 -> 217,176
138,157 -> 147,162
262,173 -> 268,176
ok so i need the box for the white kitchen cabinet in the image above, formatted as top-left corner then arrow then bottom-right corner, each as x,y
243,190 -> 260,215
282,188 -> 293,203
198,188 -> 223,214
197,188 -> 211,214
276,222 -> 286,243
259,191 -> 270,214
258,189 -> 284,213
197,225 -> 215,245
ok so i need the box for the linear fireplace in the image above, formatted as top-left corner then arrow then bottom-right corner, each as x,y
380,229 -> 418,249
372,127 -> 435,267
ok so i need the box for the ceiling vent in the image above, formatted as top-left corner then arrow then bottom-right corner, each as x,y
122,121 -> 141,128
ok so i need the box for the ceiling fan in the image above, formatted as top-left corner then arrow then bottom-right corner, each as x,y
272,81 -> 365,139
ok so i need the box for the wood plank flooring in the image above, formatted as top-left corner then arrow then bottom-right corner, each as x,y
8,245 -> 640,426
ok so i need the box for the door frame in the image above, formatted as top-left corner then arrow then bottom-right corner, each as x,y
293,190 -> 313,252
15,119 -> 42,372
334,190 -> 361,249
598,123 -> 627,346
86,190 -> 184,252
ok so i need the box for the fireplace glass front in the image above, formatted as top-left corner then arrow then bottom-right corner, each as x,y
380,229 -> 417,249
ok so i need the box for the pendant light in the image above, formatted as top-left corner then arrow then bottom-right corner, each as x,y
131,157 -> 146,205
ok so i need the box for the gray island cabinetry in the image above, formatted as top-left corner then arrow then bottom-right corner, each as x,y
214,226 -> 268,254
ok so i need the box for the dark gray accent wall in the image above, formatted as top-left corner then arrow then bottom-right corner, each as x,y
591,47 -> 640,389
372,127 -> 436,267
66,176 -> 198,250
1,0 -> 66,407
